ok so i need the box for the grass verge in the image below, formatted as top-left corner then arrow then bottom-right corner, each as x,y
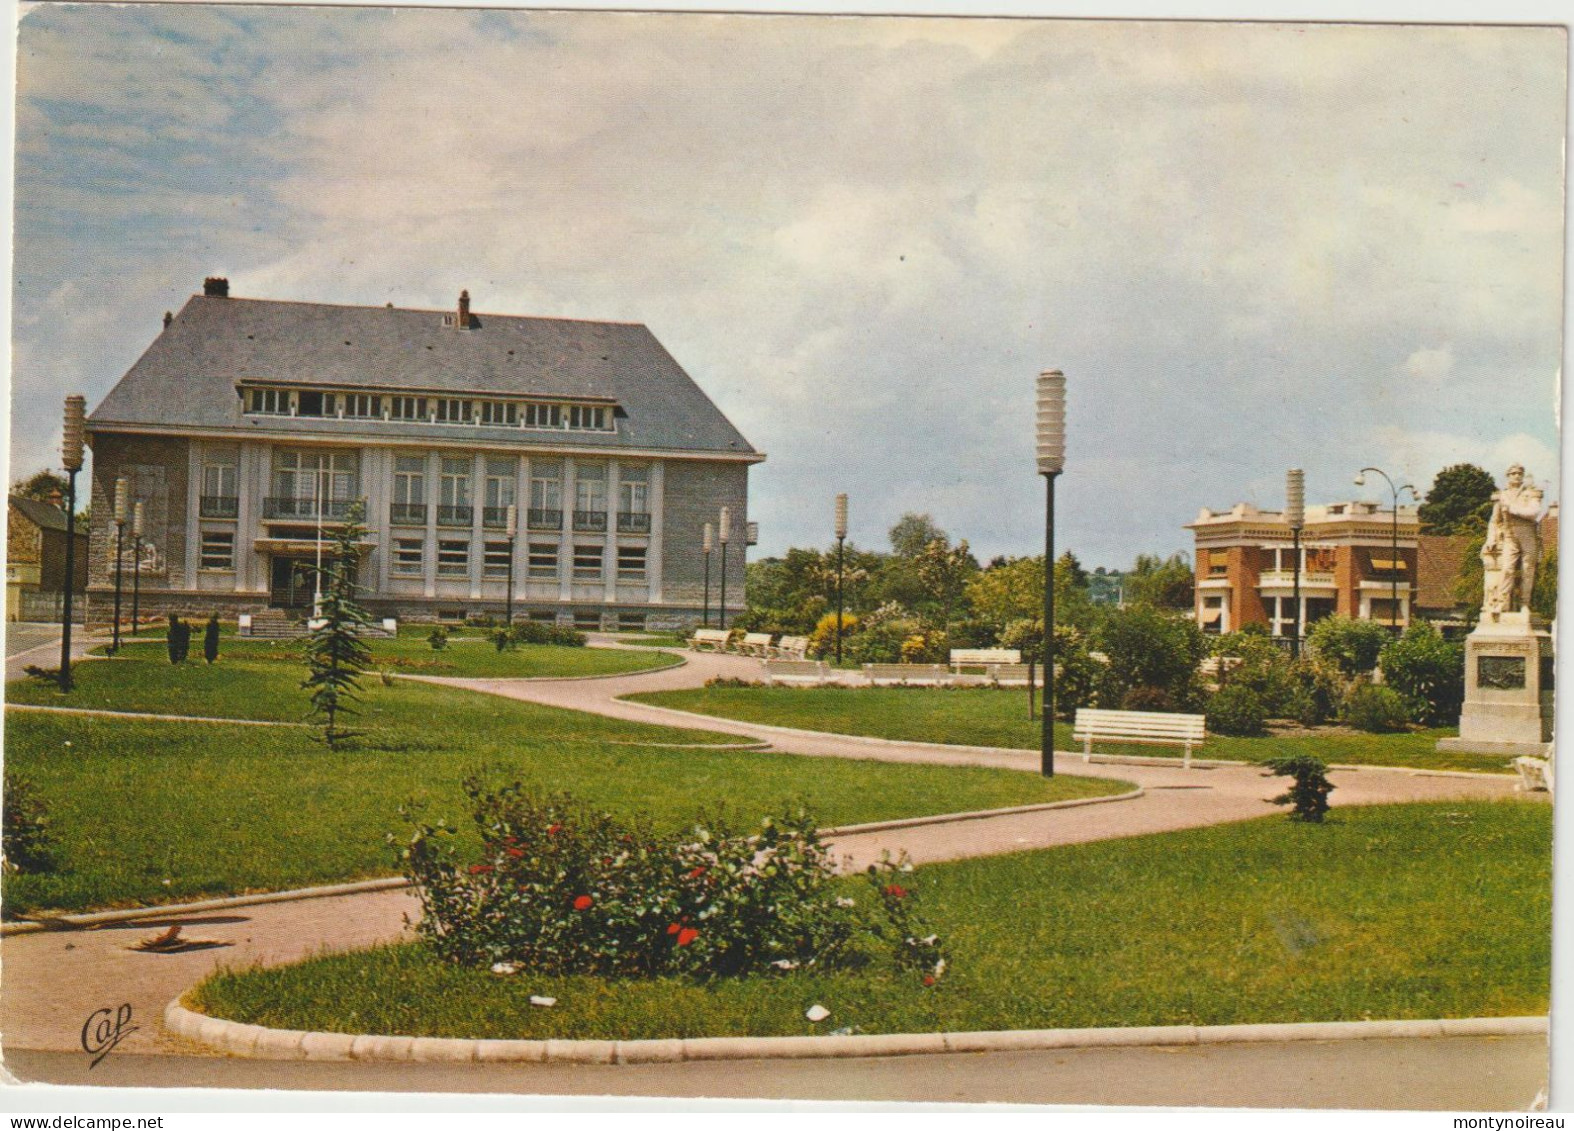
191,800 -> 1550,1039
3,656 -> 1123,913
630,686 -> 1499,773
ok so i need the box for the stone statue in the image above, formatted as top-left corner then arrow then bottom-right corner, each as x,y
1481,464 -> 1543,616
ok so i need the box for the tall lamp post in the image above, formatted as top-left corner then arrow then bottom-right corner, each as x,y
58,395 -> 86,691
1286,469 -> 1304,658
131,501 -> 144,636
1037,369 -> 1066,779
701,522 -> 713,627
504,504 -> 517,627
111,476 -> 128,655
1354,466 -> 1417,634
834,493 -> 848,664
717,507 -> 732,631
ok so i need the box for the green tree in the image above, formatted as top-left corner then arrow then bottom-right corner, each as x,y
912,537 -> 979,628
1093,604 -> 1206,709
888,513 -> 948,558
1306,614 -> 1390,677
1532,544 -> 1558,622
1379,620 -> 1464,726
1123,552 -> 1195,610
302,505 -> 373,749
12,469 -> 67,502
1417,464 -> 1496,535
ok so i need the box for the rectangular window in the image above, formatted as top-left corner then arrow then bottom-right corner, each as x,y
202,460 -> 237,500
439,457 -> 472,517
530,460 -> 563,518
523,402 -> 562,429
1207,550 -> 1229,576
485,458 -> 517,508
573,544 -> 604,581
393,456 -> 426,504
483,540 -> 513,578
389,395 -> 428,421
575,462 -> 607,511
573,609 -> 602,630
478,401 -> 517,426
434,399 -> 472,424
393,538 -> 424,575
528,543 -> 559,579
246,387 -> 291,415
199,531 -> 235,570
616,545 -> 647,580
568,404 -> 610,431
437,539 -> 469,577
297,390 -> 336,417
344,393 -> 383,419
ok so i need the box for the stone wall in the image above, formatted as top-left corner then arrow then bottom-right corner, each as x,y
87,433 -> 190,592
659,460 -> 748,615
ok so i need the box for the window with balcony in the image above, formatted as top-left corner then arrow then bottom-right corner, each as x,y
616,545 -> 647,581
573,544 -> 604,581
484,458 -> 516,528
199,531 -> 235,570
438,457 -> 472,526
268,450 -> 359,519
483,540 -> 512,578
391,456 -> 427,525
617,467 -> 650,533
392,537 -> 425,576
530,461 -> 563,530
574,462 -> 607,531
528,543 -> 559,579
201,457 -> 238,518
437,539 -> 469,577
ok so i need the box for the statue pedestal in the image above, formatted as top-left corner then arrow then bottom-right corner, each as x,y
1436,610 -> 1553,757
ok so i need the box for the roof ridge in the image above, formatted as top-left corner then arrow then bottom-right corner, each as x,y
187,294 -> 650,328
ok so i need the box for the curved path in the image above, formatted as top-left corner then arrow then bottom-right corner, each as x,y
1,646 -> 1542,1107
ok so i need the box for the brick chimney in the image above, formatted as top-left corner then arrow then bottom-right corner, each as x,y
204,277 -> 230,297
457,289 -> 471,328
163,311 -> 173,329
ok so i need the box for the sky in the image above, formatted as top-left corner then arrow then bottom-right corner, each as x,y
9,5 -> 1566,569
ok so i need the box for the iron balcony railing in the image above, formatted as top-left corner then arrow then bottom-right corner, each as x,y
199,495 -> 239,519
573,509 -> 608,532
436,505 -> 473,527
482,506 -> 513,530
527,507 -> 563,531
262,497 -> 360,521
389,503 -> 427,526
616,512 -> 652,534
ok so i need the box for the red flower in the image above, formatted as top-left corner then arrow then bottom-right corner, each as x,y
688,866 -> 707,879
573,894 -> 593,910
883,884 -> 908,899
468,864 -> 493,875
547,824 -> 562,836
677,927 -> 700,947
506,847 -> 525,859
666,923 -> 682,936
922,975 -> 936,987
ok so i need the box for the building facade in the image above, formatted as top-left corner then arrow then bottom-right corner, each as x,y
85,281 -> 763,629
1187,500 -> 1420,637
6,494 -> 88,621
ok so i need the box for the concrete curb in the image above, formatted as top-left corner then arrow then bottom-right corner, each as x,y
163,999 -> 1547,1065
398,653 -> 687,688
1,789 -> 1147,936
4,703 -> 310,727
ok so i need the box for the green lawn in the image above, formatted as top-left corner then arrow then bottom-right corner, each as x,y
191,800 -> 1551,1039
631,686 -> 1503,774
4,655 -> 1123,914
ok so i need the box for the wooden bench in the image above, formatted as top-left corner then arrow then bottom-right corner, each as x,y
1072,707 -> 1208,769
762,659 -> 829,685
950,647 -> 1021,672
774,635 -> 810,660
739,632 -> 776,657
864,663 -> 952,686
689,628 -> 732,652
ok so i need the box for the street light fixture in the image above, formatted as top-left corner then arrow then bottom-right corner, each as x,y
58,395 -> 85,691
718,507 -> 732,631
1036,369 -> 1066,779
111,476 -> 128,655
834,493 -> 848,665
701,522 -> 713,627
504,504 -> 518,628
131,501 -> 144,637
1354,467 -> 1418,634
1286,469 -> 1304,658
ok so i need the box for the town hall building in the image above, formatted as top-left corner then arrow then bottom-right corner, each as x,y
84,279 -> 762,629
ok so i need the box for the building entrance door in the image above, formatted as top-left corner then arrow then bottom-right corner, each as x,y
270,557 -> 314,610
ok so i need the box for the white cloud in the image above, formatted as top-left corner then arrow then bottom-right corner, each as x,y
1366,426 -> 1560,496
1403,345 -> 1455,382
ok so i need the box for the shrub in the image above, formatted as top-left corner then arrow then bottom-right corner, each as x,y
1261,755 -> 1334,822
2,774 -> 56,874
491,628 -> 515,653
808,611 -> 859,660
1342,682 -> 1411,733
1289,658 -> 1344,726
427,627 -> 449,651
165,615 -> 191,664
203,615 -> 220,664
1206,685 -> 1268,736
1307,615 -> 1390,677
900,630 -> 947,664
1049,624 -> 1100,720
395,782 -> 945,984
546,625 -> 587,648
1094,605 -> 1205,710
704,677 -> 765,689
1378,621 -> 1465,726
1120,685 -> 1176,713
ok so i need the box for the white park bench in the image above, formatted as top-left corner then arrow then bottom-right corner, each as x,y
950,647 -> 1021,672
774,635 -> 811,660
762,659 -> 829,685
990,662 -> 1041,687
689,628 -> 732,652
740,632 -> 776,657
1072,707 -> 1208,770
1514,755 -> 1554,795
864,663 -> 952,686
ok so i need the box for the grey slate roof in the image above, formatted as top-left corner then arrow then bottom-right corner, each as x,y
89,295 -> 760,457
9,495 -> 74,533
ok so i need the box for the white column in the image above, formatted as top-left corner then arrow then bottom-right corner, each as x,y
514,455 -> 530,606
603,458 -> 620,606
648,462 -> 665,604
559,459 -> 576,605
423,451 -> 438,599
185,443 -> 202,591
469,452 -> 484,601
237,443 -> 258,593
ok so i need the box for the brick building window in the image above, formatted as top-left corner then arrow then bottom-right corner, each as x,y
392,538 -> 424,575
437,540 -> 469,577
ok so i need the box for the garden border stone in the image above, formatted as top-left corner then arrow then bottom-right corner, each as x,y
163,999 -> 1547,1065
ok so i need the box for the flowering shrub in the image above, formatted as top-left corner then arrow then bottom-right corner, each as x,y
395,780 -> 946,983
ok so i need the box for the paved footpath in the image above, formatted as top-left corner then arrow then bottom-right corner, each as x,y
1,647 -> 1547,1107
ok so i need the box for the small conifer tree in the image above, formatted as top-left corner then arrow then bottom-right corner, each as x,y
203,614 -> 220,664
302,504 -> 373,749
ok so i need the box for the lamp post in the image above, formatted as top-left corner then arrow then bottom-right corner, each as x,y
312,466 -> 327,620
1354,466 -> 1417,634
1036,369 -> 1066,779
834,493 -> 848,664
701,522 -> 713,627
131,501 -> 144,636
718,507 -> 731,631
504,504 -> 518,627
111,476 -> 128,655
1286,469 -> 1304,658
58,395 -> 85,691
